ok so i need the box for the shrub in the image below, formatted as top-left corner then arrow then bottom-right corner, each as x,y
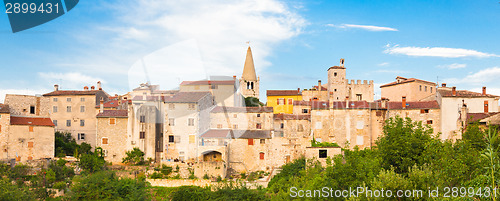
122,148 -> 145,165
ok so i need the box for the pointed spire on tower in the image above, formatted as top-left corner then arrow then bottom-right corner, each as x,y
242,46 -> 257,81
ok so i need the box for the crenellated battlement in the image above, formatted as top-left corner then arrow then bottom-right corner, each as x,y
347,79 -> 374,86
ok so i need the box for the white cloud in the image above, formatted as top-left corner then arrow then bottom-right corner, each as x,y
443,67 -> 500,85
437,63 -> 467,69
385,45 -> 499,58
56,0 -> 306,91
378,62 -> 390,66
38,72 -> 105,90
327,24 -> 398,31
469,87 -> 500,97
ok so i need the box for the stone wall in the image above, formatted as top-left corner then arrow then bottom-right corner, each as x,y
8,125 -> 54,162
4,94 -> 50,117
97,116 -> 128,163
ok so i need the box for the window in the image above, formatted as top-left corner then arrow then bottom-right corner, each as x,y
169,118 -> 175,126
257,114 -> 261,117
53,106 -> 58,113
297,124 -> 304,132
67,106 -> 71,112
334,72 -> 337,76
259,152 -> 265,160
30,106 -> 35,114
425,86 -> 427,92
53,98 -> 58,102
288,99 -> 293,105
211,84 -> 218,89
168,135 -> 175,143
0,125 -> 2,132
302,109 -> 309,114
277,98 -> 285,105
28,156 -> 33,161
188,103 -> 196,110
217,124 -> 222,128
260,139 -> 265,144
256,123 -> 262,129
356,94 -> 362,101
419,85 -> 422,91
319,150 -> 327,158
169,103 -> 175,109
80,98 -> 85,102
78,133 -> 85,140
189,135 -> 195,144
334,89 -> 337,92
427,120 -> 433,125
280,123 -> 284,129
431,87 -> 433,93
80,106 -> 85,113
53,120 -> 57,126
420,109 -> 429,114
233,114 -> 237,118
248,139 -> 254,145
28,142 -> 34,148
188,118 -> 194,126
102,138 -> 108,145
140,132 -> 145,139
29,126 -> 33,132
80,120 -> 85,127
247,81 -> 254,89
67,98 -> 71,102
109,118 -> 115,125
233,124 -> 238,129
140,115 -> 145,123
66,120 -> 71,127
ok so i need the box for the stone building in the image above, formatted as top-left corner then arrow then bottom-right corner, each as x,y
327,59 -> 374,102
239,46 -> 260,99
380,76 -> 437,102
3,94 -> 50,117
96,110 -> 129,163
385,98 -> 441,136
0,104 -> 55,162
438,86 -> 499,140
43,83 -> 109,148
302,80 -> 329,102
180,79 -> 243,107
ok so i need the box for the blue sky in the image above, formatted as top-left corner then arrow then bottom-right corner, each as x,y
1,0 -> 500,103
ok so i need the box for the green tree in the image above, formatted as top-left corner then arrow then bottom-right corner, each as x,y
376,116 -> 434,174
55,131 -> 79,157
244,97 -> 263,107
79,152 -> 106,173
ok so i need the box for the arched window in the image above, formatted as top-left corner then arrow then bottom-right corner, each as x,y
247,81 -> 254,89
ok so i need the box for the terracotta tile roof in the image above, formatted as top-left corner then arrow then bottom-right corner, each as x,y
293,101 -> 311,106
380,77 -> 436,88
10,116 -> 54,127
438,88 -> 499,98
164,92 -> 211,103
466,112 -> 500,124
273,114 -> 311,120
131,95 -> 166,101
0,104 -> 10,114
180,80 -> 235,86
43,90 -> 102,96
200,129 -> 272,139
387,101 -> 440,110
211,106 -> 273,113
330,101 -> 371,109
294,100 -> 329,109
328,65 -> 345,70
266,90 -> 301,96
95,100 -> 131,108
313,85 -> 328,91
96,110 -> 128,118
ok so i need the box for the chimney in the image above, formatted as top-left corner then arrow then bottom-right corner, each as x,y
99,98 -> 104,114
452,87 -> 456,96
460,102 -> 468,122
340,58 -> 345,67
402,96 -> 407,109
233,75 -> 236,80
346,96 -> 349,109
84,86 -> 89,91
118,95 -> 122,105
91,86 -> 95,90
318,80 -> 322,91
97,81 -> 102,90
54,84 -> 59,91
482,87 -> 486,96
298,88 -> 300,93
484,101 -> 489,113
442,83 -> 447,87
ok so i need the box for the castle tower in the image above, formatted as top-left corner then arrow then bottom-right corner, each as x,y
327,58 -> 347,101
239,46 -> 260,98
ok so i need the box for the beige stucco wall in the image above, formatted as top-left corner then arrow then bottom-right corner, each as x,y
48,94 -> 99,148
0,113 -> 10,160
302,90 -> 328,102
7,125 -> 54,162
381,81 -> 436,102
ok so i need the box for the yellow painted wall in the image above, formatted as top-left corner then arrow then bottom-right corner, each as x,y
267,95 -> 302,114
